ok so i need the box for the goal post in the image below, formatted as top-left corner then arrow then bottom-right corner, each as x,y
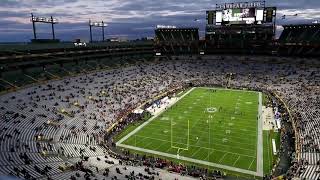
171,118 -> 190,151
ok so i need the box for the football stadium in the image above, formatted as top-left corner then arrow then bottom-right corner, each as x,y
117,88 -> 264,175
0,1 -> 319,180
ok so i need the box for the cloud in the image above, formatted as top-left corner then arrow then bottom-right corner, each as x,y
278,8 -> 320,20
0,0 -> 319,42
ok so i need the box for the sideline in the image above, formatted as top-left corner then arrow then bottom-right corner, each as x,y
118,143 -> 259,176
256,92 -> 263,176
116,87 -> 195,145
116,87 -> 264,177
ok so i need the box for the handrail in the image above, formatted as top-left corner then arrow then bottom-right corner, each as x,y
272,91 -> 301,161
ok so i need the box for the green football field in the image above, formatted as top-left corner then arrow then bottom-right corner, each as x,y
117,87 -> 264,176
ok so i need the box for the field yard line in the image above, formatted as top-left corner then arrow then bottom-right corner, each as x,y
186,112 -> 210,148
116,87 -> 263,177
191,147 -> 202,157
116,87 -> 196,146
139,128 -> 252,151
154,141 -> 167,151
143,141 -> 155,148
171,109 -> 204,148
133,135 -> 150,146
134,134 -> 256,158
199,87 -> 259,93
218,152 -> 228,163
151,117 -> 258,129
144,124 -> 257,145
165,147 -> 173,153
136,126 -> 257,150
256,92 -> 263,176
117,143 -> 259,176
248,159 -> 255,170
152,120 -> 258,132
151,119 -> 258,130
149,121 -> 258,136
233,156 -> 241,166
205,149 -> 215,160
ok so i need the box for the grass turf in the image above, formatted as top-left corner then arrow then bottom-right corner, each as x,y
118,87 -> 267,175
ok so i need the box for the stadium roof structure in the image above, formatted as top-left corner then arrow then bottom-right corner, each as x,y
282,24 -> 320,29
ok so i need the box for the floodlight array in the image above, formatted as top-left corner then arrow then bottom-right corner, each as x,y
89,20 -> 108,42
30,13 -> 58,40
90,21 -> 108,27
31,16 -> 58,24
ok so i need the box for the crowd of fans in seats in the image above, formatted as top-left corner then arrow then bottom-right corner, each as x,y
0,56 -> 319,179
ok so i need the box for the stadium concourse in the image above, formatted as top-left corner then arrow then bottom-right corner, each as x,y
0,56 -> 319,180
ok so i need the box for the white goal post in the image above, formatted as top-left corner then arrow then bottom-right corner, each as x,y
171,118 -> 190,151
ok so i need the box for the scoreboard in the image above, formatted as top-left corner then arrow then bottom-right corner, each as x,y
206,1 -> 276,26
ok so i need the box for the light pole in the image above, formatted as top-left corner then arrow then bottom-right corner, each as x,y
89,20 -> 108,42
30,13 -> 58,40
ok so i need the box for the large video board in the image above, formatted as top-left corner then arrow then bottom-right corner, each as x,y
223,8 -> 255,22
207,8 -> 267,25
206,1 -> 276,26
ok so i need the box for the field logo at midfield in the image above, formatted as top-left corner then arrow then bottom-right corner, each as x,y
206,107 -> 217,113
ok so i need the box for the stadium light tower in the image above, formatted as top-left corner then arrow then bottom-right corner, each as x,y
31,13 -> 58,40
89,20 -> 108,42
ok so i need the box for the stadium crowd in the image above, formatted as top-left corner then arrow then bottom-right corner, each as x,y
0,56 -> 319,180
